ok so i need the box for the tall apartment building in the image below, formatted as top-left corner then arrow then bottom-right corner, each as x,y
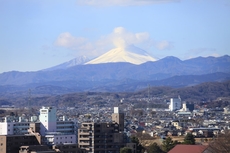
39,107 -> 57,135
78,107 -> 128,153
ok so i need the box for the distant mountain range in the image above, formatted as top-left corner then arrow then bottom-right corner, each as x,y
0,45 -> 230,94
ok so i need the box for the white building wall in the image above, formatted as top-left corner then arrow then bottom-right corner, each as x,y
39,106 -> 57,135
169,98 -> 182,111
0,121 -> 31,135
44,134 -> 76,145
0,122 -> 14,135
114,107 -> 119,113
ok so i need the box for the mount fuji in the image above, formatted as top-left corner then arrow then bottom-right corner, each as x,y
86,45 -> 157,65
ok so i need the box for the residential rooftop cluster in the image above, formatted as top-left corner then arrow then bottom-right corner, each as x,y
0,96 -> 230,153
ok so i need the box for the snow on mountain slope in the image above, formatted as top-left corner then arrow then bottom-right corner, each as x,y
43,56 -> 90,71
86,45 -> 157,65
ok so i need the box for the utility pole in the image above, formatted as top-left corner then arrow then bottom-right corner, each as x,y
28,89 -> 31,116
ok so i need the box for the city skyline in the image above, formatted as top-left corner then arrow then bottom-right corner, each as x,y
1,0 -> 230,73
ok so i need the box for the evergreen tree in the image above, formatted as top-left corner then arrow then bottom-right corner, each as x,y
184,133 -> 196,144
148,142 -> 164,153
162,137 -> 177,152
130,136 -> 144,153
130,136 -> 139,144
120,147 -> 132,153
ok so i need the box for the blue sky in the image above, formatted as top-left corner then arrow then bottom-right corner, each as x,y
0,0 -> 230,73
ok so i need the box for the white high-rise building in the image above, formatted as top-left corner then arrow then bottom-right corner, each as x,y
169,96 -> 182,111
0,106 -> 77,145
39,106 -> 57,135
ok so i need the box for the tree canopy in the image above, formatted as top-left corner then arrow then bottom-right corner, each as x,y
162,137 -> 179,152
120,147 -> 132,153
183,133 -> 196,145
130,136 -> 144,153
148,142 -> 164,153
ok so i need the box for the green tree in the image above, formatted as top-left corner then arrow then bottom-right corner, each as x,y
183,133 -> 196,144
130,136 -> 144,153
130,136 -> 139,144
120,147 -> 132,153
148,142 -> 164,153
162,137 -> 177,152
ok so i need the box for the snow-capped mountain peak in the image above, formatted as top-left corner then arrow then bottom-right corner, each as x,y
43,56 -> 90,71
86,45 -> 157,65
64,56 -> 90,66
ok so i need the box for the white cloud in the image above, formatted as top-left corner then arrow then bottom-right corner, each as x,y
55,32 -> 87,48
55,27 -> 172,57
76,0 -> 180,6
109,27 -> 150,48
55,32 -> 109,57
155,40 -> 174,50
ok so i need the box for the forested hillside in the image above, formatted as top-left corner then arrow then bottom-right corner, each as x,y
0,81 -> 229,108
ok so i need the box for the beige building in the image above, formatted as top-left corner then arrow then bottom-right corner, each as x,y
0,135 -> 41,153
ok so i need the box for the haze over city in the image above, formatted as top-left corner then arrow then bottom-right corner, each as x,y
0,0 -> 230,73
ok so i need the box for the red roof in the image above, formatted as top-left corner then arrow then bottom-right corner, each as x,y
168,145 -> 208,153
139,122 -> 145,127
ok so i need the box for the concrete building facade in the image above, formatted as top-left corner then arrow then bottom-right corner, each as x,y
43,133 -> 76,146
169,97 -> 182,111
78,107 -> 127,153
39,107 -> 57,136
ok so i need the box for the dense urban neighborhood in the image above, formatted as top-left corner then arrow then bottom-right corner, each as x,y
0,81 -> 230,153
